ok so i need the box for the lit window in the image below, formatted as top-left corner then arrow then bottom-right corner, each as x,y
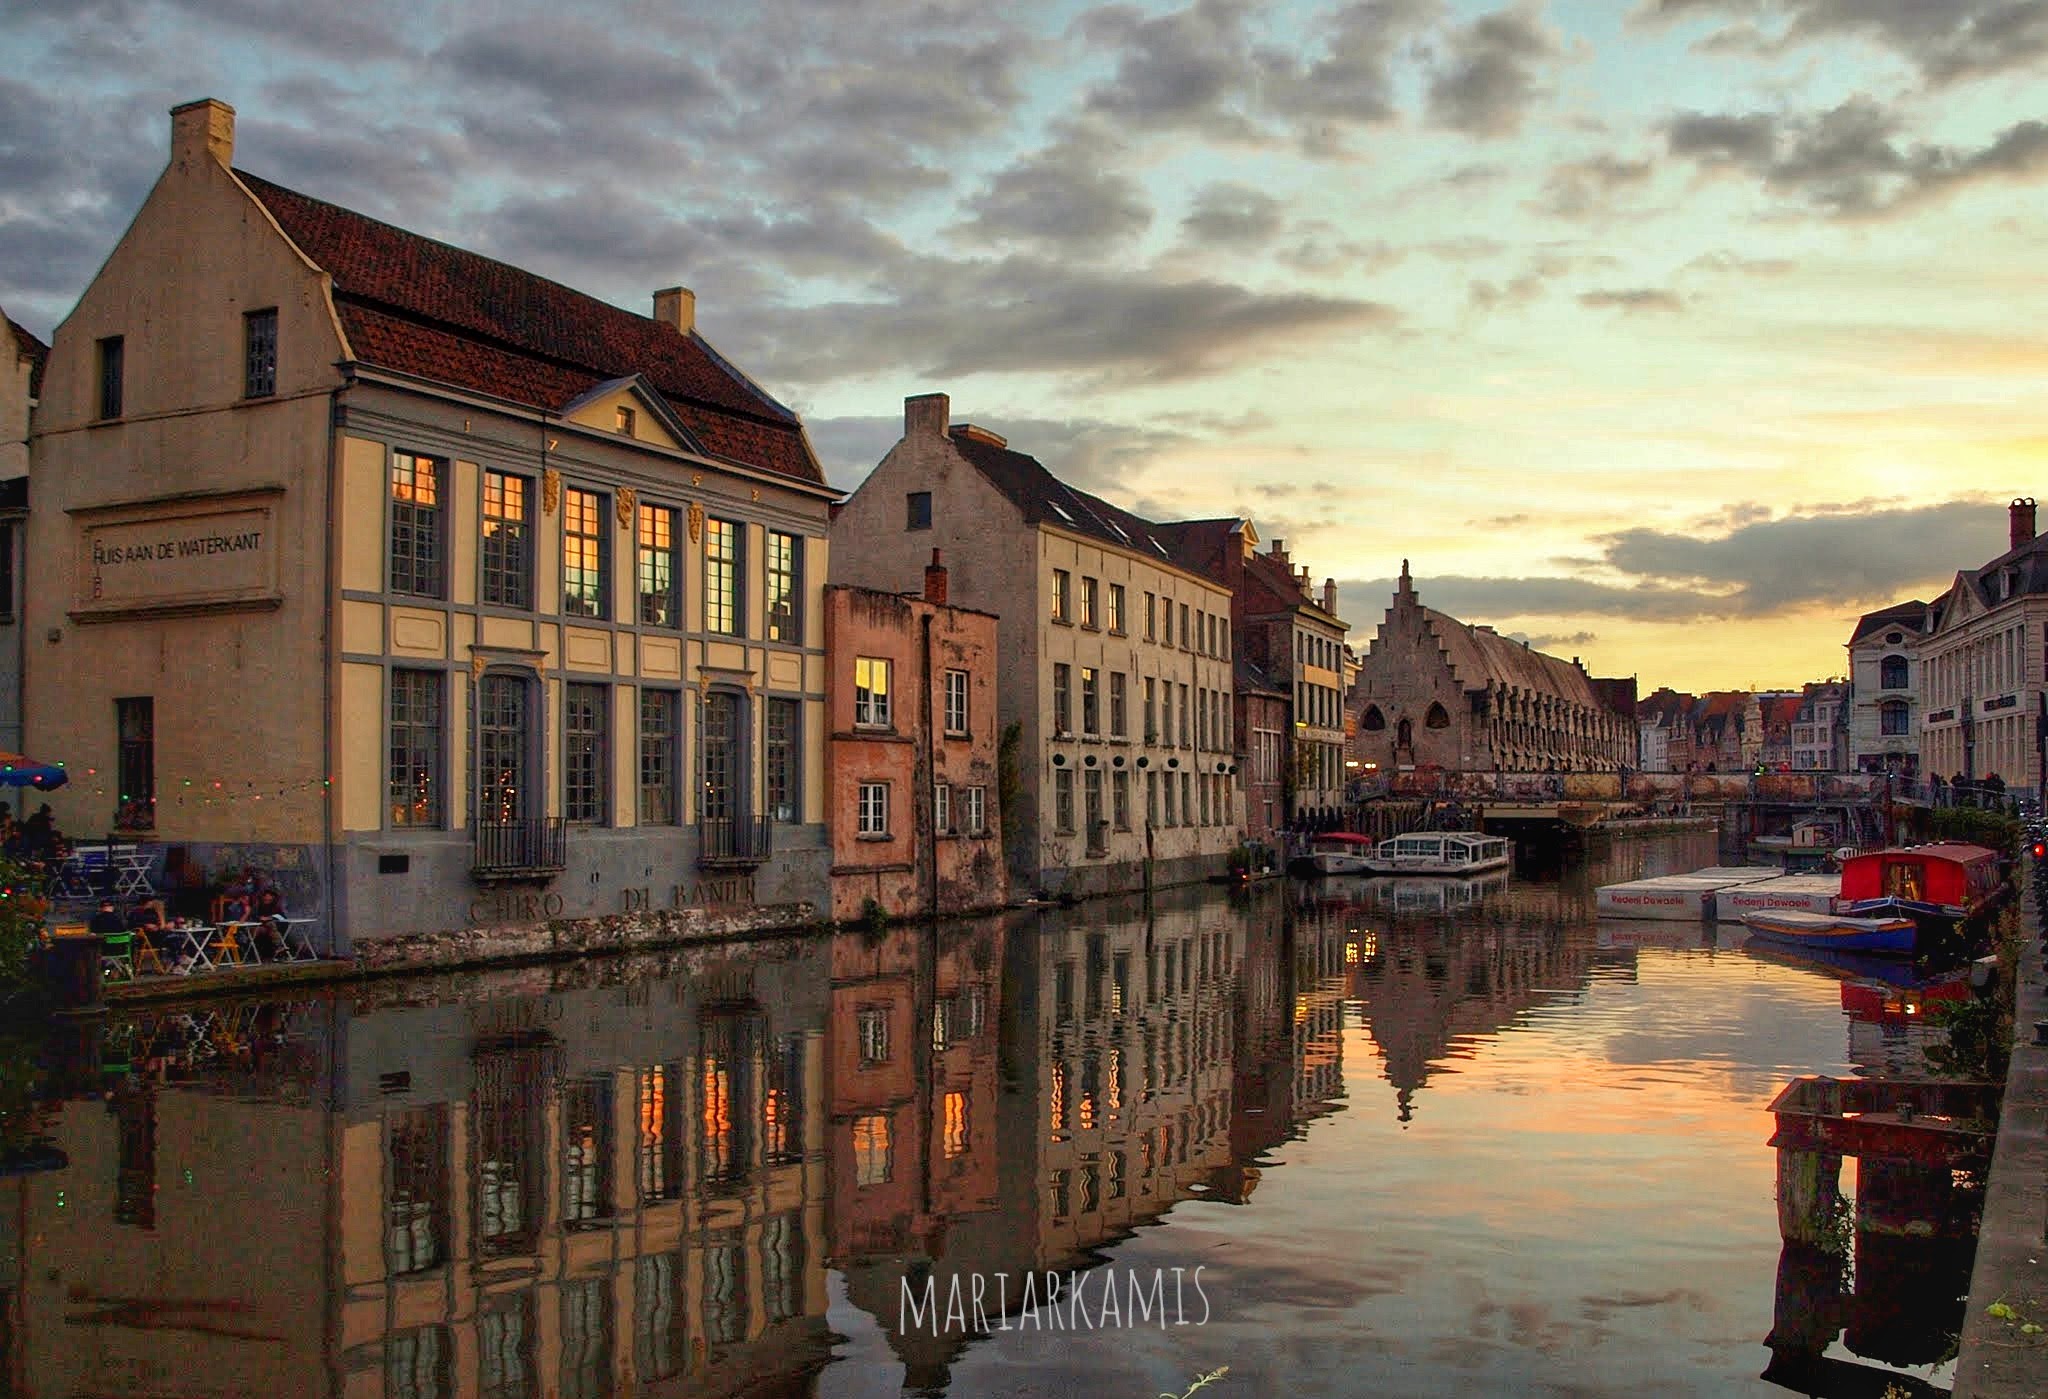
562,488 -> 607,618
854,657 -> 892,727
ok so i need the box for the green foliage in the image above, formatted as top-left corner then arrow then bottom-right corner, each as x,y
1159,1368 -> 1229,1399
1929,806 -> 2022,859
997,720 -> 1024,845
856,897 -> 889,939
0,853 -> 49,993
0,1029 -> 50,1160
1923,909 -> 2021,1083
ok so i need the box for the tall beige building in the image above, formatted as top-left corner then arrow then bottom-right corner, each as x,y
25,100 -> 837,948
830,396 -> 1241,895
1920,499 -> 2047,792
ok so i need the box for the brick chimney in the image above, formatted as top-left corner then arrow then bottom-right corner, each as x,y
170,98 -> 235,169
1322,578 -> 1337,615
923,548 -> 948,605
905,393 -> 949,438
2012,497 -> 2037,551
651,287 -> 695,335
1268,538 -> 1289,567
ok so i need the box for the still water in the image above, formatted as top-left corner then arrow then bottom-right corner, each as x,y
0,833 -> 1973,1397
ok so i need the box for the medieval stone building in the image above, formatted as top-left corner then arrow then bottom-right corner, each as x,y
1350,564 -> 1635,774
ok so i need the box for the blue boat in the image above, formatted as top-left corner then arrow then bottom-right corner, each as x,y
1739,907 -> 1918,955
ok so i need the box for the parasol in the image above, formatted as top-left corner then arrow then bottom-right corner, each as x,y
0,753 -> 68,790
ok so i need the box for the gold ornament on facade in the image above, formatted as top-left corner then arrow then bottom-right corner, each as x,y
687,500 -> 704,543
471,652 -> 488,681
616,487 -> 637,525
542,469 -> 561,515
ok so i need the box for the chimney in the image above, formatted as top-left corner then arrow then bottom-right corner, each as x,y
905,393 -> 949,438
2012,497 -> 2036,551
1268,538 -> 1288,567
923,549 -> 948,605
1298,564 -> 1311,597
1322,578 -> 1337,615
651,287 -> 696,335
170,98 -> 235,169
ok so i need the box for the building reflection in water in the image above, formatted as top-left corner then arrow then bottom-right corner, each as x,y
0,884 -> 1353,1398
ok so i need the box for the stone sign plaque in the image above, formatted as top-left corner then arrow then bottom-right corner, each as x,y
72,497 -> 283,621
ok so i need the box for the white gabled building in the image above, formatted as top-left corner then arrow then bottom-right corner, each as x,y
1919,499 -> 2047,793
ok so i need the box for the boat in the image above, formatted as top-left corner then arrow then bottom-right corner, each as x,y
1712,873 -> 1842,923
1360,831 -> 1513,876
1740,907 -> 1919,955
1358,870 -> 1510,915
1595,866 -> 1781,921
1306,831 -> 1377,875
1835,843 -> 2008,932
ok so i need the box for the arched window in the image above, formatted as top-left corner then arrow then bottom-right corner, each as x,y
1361,705 -> 1386,731
1395,718 -> 1413,749
1879,655 -> 1908,690
1879,699 -> 1909,736
1425,702 -> 1450,730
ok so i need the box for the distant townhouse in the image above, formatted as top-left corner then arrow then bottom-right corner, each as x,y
829,396 -> 1241,896
1350,563 -> 1635,773
0,311 -> 41,751
1848,600 -> 1931,777
1790,681 -> 1846,772
824,558 -> 1006,922
26,100 -> 837,952
1757,693 -> 1802,770
1154,522 -> 1350,828
1921,499 -> 2048,792
1235,658 -> 1289,843
1669,692 -> 1758,773
1635,687 -> 1692,772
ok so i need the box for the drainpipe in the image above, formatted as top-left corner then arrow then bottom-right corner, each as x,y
920,608 -> 936,919
322,389 -> 341,954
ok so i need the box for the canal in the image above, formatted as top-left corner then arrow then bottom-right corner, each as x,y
0,832 -> 1972,1397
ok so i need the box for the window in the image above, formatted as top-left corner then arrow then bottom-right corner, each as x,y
944,668 -> 969,736
858,1007 -> 890,1064
1108,584 -> 1126,635
636,503 -> 680,627
243,308 -> 276,398
1179,684 -> 1190,747
961,785 -> 986,835
704,517 -> 742,635
96,335 -> 123,419
907,491 -> 932,530
1113,770 -> 1130,829
476,674 -> 531,824
480,472 -> 532,609
115,697 -> 153,831
1054,768 -> 1075,832
1081,666 -> 1100,735
1053,663 -> 1072,733
1081,577 -> 1099,628
615,404 -> 636,436
1880,654 -> 1909,690
1181,771 -> 1193,825
564,683 -> 607,823
1084,769 -> 1105,850
389,451 -> 444,598
1880,700 -> 1909,736
858,781 -> 889,836
934,782 -> 951,834
766,530 -> 802,643
1052,569 -> 1072,622
389,669 -> 443,827
1146,772 -> 1158,826
0,521 -> 13,621
766,697 -> 800,823
853,1114 -> 893,1185
639,690 -> 678,825
854,657 -> 892,727
1179,603 -> 1190,648
563,488 -> 607,618
1144,592 -> 1156,641
1145,677 -> 1157,741
1110,671 -> 1127,737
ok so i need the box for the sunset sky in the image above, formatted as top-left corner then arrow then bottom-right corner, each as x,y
6,1 -> 2044,693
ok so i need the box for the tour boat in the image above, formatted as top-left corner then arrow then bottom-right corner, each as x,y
1740,907 -> 1920,955
1836,843 -> 2008,932
1306,832 -> 1377,875
1361,831 -> 1513,876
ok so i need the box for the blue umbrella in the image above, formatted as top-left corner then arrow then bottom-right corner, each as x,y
0,753 -> 67,791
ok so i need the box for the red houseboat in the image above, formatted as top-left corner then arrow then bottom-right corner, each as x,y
1837,843 -> 2008,931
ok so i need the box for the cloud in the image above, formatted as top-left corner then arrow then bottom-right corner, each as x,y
1535,154 -> 1654,217
1425,3 -> 1564,138
1514,630 -> 1600,648
1682,249 -> 1797,277
1179,180 -> 1285,247
1666,97 -> 2048,218
1079,0 -> 1266,139
1338,572 -> 1719,621
953,129 -> 1154,252
808,410 -> 1206,497
1577,287 -> 1685,312
1633,0 -> 2048,87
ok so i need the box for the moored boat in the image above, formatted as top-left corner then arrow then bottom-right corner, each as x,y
1361,831 -> 1513,876
1306,831 -> 1377,875
1836,843 -> 2008,932
1740,907 -> 1919,955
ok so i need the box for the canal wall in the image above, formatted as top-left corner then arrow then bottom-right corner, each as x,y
1954,899 -> 2048,1398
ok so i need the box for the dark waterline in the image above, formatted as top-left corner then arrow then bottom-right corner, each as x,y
0,833 -> 1970,1397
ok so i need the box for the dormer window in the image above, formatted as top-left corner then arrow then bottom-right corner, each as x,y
615,405 -> 636,437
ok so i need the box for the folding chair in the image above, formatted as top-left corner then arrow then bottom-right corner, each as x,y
100,931 -> 136,982
133,933 -> 170,977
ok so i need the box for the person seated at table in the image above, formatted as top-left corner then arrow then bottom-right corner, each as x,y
87,898 -> 125,937
20,804 -> 55,861
252,881 -> 289,959
124,898 -> 167,933
218,867 -> 256,924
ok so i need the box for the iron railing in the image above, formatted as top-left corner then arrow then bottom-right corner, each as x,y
472,818 -> 567,879
699,816 -> 773,868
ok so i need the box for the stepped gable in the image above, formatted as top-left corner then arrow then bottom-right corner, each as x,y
234,170 -> 820,485
946,427 -> 1181,563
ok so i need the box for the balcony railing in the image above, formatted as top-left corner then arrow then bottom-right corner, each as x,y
699,816 -> 773,868
472,817 -> 567,880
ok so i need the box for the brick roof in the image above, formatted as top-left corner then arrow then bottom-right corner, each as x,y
945,428 -> 1192,570
235,171 -> 821,486
4,315 -> 46,400
1151,518 -> 1237,579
